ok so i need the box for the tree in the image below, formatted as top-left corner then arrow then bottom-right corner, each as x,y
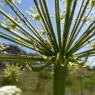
0,0 -> 95,95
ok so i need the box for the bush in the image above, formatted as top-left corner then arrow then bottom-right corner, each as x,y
2,64 -> 23,85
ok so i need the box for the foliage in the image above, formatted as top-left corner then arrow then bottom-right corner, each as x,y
0,43 -> 7,53
2,64 -> 23,85
38,69 -> 52,80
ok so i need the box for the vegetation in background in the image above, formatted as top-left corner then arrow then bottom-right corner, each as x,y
1,0 -> 95,95
2,64 -> 23,85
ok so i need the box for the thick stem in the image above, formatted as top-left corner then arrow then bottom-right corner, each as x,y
53,63 -> 68,95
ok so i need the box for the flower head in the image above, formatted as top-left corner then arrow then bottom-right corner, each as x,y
0,86 -> 22,95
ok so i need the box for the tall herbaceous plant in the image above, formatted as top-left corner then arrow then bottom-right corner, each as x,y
0,0 -> 95,95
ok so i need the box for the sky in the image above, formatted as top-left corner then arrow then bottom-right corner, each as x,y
0,0 -> 57,53
0,0 -> 34,53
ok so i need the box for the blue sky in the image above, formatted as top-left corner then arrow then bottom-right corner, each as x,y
0,0 -> 34,53
0,0 -> 57,53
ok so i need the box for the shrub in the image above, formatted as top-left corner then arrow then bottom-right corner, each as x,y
2,64 -> 23,85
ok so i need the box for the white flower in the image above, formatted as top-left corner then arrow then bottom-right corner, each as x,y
0,86 -> 22,95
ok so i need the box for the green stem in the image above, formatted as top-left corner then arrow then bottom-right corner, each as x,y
53,63 -> 68,95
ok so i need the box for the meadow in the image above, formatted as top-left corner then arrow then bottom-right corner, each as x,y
0,66 -> 95,95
